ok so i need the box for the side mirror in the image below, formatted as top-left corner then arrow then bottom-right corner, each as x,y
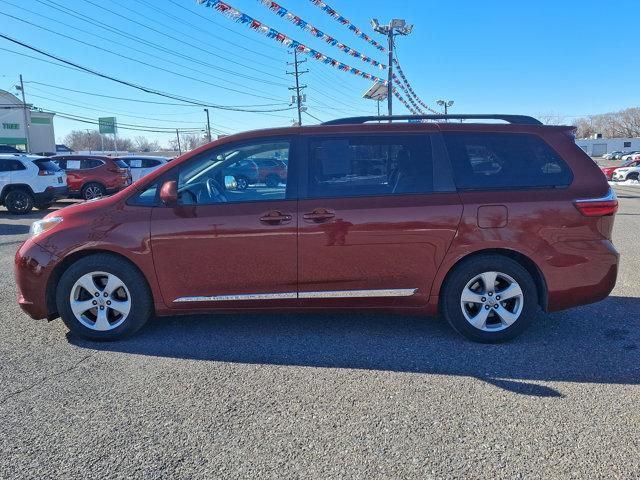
224,175 -> 237,191
159,180 -> 178,206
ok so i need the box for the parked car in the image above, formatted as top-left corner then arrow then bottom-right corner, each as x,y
0,145 -> 24,154
51,155 -> 132,200
16,114 -> 619,343
620,151 -> 640,161
611,161 -> 640,182
0,154 -> 67,214
602,151 -> 623,160
223,159 -> 259,189
601,159 -> 640,180
254,158 -> 288,187
118,156 -> 168,182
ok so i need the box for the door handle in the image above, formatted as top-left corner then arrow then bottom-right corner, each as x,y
303,208 -> 335,223
259,210 -> 293,225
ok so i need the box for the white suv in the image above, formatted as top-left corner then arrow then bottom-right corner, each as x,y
612,162 -> 640,182
0,154 -> 67,214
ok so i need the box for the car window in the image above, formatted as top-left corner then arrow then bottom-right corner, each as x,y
80,159 -> 103,169
0,160 -> 9,172
128,183 -> 158,206
176,139 -> 291,205
141,158 -> 161,168
443,132 -> 572,189
113,159 -> 129,169
33,159 -> 61,172
7,159 -> 26,171
307,135 -> 433,198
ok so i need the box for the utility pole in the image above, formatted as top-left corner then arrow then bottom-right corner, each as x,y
175,129 -> 182,155
17,75 -> 30,153
371,19 -> 414,118
204,108 -> 212,142
287,49 -> 308,126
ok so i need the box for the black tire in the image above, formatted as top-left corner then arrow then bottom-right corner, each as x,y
4,188 -> 34,214
81,182 -> 106,200
35,203 -> 53,211
265,173 -> 281,188
235,176 -> 249,190
56,253 -> 153,341
441,254 -> 539,343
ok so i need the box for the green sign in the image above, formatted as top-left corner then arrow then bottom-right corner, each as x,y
2,123 -> 20,130
98,117 -> 117,134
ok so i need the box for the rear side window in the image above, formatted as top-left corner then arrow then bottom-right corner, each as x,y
141,158 -> 161,168
113,159 -> 129,169
6,159 -> 26,171
307,135 -> 433,198
33,159 -> 61,173
443,132 -> 572,189
81,159 -> 103,169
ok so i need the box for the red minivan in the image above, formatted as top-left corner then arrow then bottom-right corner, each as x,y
52,155 -> 132,200
16,115 -> 619,343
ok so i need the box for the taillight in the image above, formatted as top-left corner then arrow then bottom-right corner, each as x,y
38,169 -> 55,176
574,188 -> 618,217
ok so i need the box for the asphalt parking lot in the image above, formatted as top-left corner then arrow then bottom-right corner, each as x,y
1,191 -> 639,479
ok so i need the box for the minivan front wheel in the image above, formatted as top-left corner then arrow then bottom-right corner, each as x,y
441,255 -> 538,343
56,254 -> 152,340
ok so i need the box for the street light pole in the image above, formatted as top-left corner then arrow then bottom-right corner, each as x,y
437,100 -> 455,116
17,74 -> 30,153
372,19 -> 414,119
204,108 -> 212,142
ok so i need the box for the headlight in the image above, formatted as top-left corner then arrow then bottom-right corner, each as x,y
30,217 -> 63,237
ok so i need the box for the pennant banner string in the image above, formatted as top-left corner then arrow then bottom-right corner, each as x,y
256,0 -> 386,70
197,0 -> 388,85
393,58 -> 438,113
307,0 -> 386,52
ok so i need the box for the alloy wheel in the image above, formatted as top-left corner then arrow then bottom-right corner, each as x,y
69,271 -> 131,331
460,271 -> 524,331
84,185 -> 103,200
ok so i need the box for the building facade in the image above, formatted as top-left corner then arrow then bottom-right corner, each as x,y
0,89 -> 56,154
575,137 -> 640,157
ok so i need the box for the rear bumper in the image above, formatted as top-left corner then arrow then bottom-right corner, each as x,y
34,186 -> 68,205
543,239 -> 619,312
14,238 -> 59,320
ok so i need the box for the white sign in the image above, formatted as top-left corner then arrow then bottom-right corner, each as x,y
67,160 -> 81,170
130,159 -> 142,168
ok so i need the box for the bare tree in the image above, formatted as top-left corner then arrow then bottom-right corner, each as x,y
133,136 -> 161,152
573,107 -> 640,139
63,130 -> 134,152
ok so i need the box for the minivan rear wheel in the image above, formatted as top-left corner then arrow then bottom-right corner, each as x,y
56,254 -> 152,340
441,255 -> 538,343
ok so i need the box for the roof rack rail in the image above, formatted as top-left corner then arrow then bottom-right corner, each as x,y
321,114 -> 543,126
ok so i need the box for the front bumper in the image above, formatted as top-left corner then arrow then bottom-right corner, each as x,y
33,185 -> 68,205
14,238 -> 59,320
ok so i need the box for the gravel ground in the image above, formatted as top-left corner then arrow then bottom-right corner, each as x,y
0,193 -> 639,479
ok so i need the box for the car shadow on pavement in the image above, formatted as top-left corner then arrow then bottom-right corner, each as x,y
68,295 -> 640,398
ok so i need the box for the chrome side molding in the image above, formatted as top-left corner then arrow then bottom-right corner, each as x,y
298,288 -> 417,299
173,288 -> 418,303
173,292 -> 297,303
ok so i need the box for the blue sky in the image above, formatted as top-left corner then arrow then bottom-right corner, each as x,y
1,0 -> 638,146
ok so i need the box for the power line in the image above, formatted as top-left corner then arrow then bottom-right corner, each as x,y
0,34 -> 296,116
9,0 -> 288,90
131,0 -> 285,67
164,0 -> 284,54
25,81 -> 290,109
77,0 -> 287,82
0,11 -> 288,100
